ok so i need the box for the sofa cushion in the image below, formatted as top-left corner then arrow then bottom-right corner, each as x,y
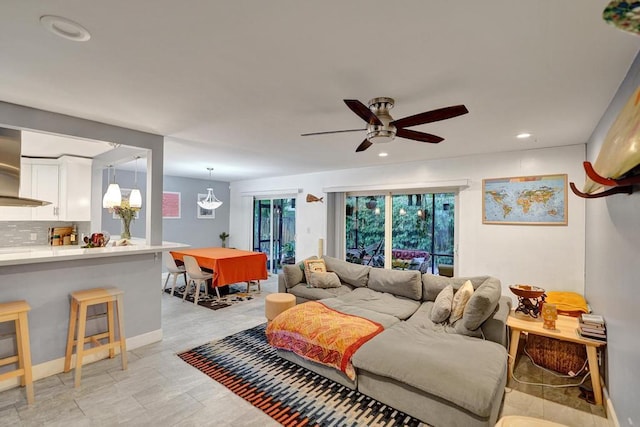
430,284 -> 453,323
308,271 -> 341,289
368,268 -> 422,301
462,278 -> 502,331
406,302 -> 481,338
282,264 -> 304,289
327,287 -> 421,320
303,258 -> 327,283
322,297 -> 401,329
422,274 -> 494,302
323,256 -> 371,288
351,322 -> 507,418
449,280 -> 474,323
286,283 -> 352,301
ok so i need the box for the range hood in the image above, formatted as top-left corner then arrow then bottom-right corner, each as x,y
0,128 -> 51,207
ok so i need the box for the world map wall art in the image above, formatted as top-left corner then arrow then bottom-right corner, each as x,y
482,174 -> 568,225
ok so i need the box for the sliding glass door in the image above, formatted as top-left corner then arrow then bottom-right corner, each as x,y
253,198 -> 296,274
345,192 -> 455,273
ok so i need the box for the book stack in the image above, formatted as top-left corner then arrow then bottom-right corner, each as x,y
578,313 -> 606,341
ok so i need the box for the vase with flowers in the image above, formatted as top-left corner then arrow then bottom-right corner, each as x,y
111,200 -> 140,240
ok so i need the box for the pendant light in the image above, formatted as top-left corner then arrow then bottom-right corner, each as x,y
129,156 -> 142,208
197,167 -> 223,210
102,165 -> 122,209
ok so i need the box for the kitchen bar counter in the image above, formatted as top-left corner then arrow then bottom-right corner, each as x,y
0,238 -> 189,392
0,239 -> 189,267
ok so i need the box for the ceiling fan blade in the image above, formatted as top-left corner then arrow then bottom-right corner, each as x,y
391,105 -> 469,129
344,99 -> 383,126
355,139 -> 373,152
396,128 -> 444,143
301,128 -> 366,136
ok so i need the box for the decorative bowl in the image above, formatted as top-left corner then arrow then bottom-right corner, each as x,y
509,284 -> 546,299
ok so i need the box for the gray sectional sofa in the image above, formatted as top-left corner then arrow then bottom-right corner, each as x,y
276,256 -> 511,427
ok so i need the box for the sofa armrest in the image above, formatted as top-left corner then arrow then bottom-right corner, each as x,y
278,273 -> 288,294
480,296 -> 512,348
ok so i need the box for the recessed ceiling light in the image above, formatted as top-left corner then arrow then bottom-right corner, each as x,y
40,15 -> 91,42
378,152 -> 388,157
516,133 -> 532,139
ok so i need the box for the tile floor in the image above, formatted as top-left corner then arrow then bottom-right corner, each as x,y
0,275 -> 611,426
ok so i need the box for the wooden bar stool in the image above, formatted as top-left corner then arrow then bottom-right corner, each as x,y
0,300 -> 34,404
64,287 -> 127,388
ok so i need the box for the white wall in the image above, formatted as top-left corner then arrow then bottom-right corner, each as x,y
230,144 -> 586,296
584,53 -> 640,426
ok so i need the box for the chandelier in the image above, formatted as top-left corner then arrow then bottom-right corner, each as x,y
197,167 -> 223,210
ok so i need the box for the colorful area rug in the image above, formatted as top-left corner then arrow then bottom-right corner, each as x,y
164,283 -> 259,310
178,324 -> 425,427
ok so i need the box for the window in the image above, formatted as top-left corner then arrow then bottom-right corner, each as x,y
345,192 -> 455,273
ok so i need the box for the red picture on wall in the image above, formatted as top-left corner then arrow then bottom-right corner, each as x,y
162,192 -> 181,219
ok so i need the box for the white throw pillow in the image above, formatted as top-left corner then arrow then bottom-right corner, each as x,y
449,280 -> 474,323
430,284 -> 454,323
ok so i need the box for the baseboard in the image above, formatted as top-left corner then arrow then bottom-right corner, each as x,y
0,328 -> 163,393
604,386 -> 620,427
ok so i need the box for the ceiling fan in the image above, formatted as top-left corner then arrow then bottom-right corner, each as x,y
302,97 -> 469,152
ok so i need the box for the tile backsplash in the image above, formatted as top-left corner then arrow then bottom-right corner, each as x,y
0,221 -> 91,247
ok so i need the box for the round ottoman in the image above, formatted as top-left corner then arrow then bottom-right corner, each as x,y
495,416 -> 568,427
265,293 -> 296,323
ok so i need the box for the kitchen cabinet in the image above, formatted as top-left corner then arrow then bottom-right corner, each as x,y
31,160 -> 60,220
0,156 -> 92,221
58,156 -> 92,221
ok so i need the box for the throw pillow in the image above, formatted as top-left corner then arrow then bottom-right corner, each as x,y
308,271 -> 342,289
430,284 -> 454,323
462,278 -> 502,330
282,264 -> 304,288
303,258 -> 327,284
449,280 -> 474,323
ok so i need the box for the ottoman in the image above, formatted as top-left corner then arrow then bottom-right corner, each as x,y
265,293 -> 296,324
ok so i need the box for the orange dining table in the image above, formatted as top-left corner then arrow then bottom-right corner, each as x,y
170,248 -> 268,289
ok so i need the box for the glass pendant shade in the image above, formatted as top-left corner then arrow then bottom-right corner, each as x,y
129,188 -> 142,208
103,183 -> 122,208
197,187 -> 223,210
129,156 -> 142,208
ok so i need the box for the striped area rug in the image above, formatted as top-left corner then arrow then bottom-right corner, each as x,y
178,324 -> 425,427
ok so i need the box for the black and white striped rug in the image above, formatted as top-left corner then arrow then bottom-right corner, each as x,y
178,324 -> 424,427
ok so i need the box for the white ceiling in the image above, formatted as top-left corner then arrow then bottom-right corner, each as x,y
2,1 -> 639,182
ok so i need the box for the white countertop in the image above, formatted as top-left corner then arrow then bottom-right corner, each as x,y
0,239 -> 190,267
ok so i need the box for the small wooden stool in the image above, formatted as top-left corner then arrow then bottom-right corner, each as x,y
64,287 -> 127,388
0,300 -> 34,404
265,293 -> 296,324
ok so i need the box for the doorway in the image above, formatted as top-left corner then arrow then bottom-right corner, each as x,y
253,198 -> 296,274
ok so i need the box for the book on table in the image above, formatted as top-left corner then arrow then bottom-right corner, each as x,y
580,313 -> 605,325
579,320 -> 606,334
577,329 -> 607,341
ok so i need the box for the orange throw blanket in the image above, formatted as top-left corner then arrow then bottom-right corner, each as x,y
266,301 -> 384,380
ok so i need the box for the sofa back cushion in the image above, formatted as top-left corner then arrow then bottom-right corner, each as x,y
422,274 -> 493,302
462,278 -> 502,330
282,256 -> 318,288
368,268 -> 422,301
323,256 -> 371,288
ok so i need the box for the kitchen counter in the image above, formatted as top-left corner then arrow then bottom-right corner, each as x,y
0,239 -> 189,267
0,238 -> 190,391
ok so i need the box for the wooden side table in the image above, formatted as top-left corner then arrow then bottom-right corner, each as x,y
507,311 -> 606,405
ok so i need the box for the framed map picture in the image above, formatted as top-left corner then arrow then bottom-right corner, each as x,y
482,174 -> 568,225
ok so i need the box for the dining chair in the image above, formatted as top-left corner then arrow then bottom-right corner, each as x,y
182,255 -> 215,304
163,255 -> 187,296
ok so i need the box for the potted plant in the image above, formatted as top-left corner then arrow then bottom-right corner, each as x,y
219,232 -> 229,248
